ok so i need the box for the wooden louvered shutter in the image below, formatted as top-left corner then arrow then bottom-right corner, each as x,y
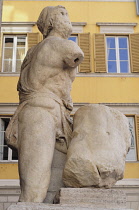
94,34 -> 106,73
135,115 -> 139,160
78,33 -> 91,73
129,33 -> 139,73
27,33 -> 39,49
0,33 -> 3,72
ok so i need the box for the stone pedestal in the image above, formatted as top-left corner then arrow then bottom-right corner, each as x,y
8,188 -> 132,210
7,203 -> 132,210
55,188 -> 128,209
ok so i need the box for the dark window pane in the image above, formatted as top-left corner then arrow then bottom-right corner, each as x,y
3,60 -> 12,72
17,37 -> 26,47
119,37 -> 127,48
120,61 -> 129,73
68,37 -> 77,43
12,149 -> 18,160
106,37 -> 115,48
119,49 -> 128,60
3,146 -> 8,160
107,49 -> 116,60
108,61 -> 117,73
5,38 -> 13,47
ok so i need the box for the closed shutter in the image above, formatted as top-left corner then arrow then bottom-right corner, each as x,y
0,33 -> 3,72
135,115 -> 139,160
78,33 -> 91,73
129,33 -> 139,73
94,34 -> 106,73
0,119 -> 4,160
27,33 -> 39,49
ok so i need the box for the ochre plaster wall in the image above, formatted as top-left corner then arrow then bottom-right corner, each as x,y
0,162 -> 139,179
1,0 -> 139,180
0,76 -> 138,104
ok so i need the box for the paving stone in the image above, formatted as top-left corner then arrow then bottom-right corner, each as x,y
130,202 -> 139,210
0,203 -> 3,210
4,202 -> 13,210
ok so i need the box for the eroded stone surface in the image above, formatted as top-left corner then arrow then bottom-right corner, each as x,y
5,5 -> 83,203
8,203 -> 131,210
63,104 -> 131,188
57,188 -> 127,209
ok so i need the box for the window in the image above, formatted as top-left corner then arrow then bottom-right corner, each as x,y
68,36 -> 78,43
2,35 -> 27,73
68,34 -> 91,73
0,117 -> 18,161
126,116 -> 137,161
106,36 -> 130,73
94,33 -> 139,73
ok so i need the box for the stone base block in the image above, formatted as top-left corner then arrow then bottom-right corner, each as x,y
56,188 -> 128,209
8,188 -> 132,210
7,203 -> 131,210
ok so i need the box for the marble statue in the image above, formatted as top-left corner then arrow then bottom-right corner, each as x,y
5,5 -> 84,203
63,104 -> 131,188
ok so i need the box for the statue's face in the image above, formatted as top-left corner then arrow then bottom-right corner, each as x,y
52,7 -> 72,38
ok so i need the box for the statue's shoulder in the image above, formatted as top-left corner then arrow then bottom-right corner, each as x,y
42,36 -> 77,46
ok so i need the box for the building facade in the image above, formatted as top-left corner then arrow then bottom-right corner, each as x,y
0,0 -> 139,209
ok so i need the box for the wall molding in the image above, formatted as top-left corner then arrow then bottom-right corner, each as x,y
72,103 -> 139,115
0,103 -> 18,115
2,22 -> 86,26
3,0 -> 136,2
76,73 -> 139,77
0,179 -> 139,187
0,73 -> 139,77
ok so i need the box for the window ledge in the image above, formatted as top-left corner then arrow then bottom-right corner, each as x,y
96,22 -> 137,27
0,161 -> 18,163
0,73 -> 20,77
2,22 -> 36,26
72,22 -> 87,26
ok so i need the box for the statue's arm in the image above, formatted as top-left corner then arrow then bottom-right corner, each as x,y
63,41 -> 84,68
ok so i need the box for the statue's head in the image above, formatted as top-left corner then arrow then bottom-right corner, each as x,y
37,6 -> 72,39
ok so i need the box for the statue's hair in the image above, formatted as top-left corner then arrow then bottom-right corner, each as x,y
37,5 -> 65,38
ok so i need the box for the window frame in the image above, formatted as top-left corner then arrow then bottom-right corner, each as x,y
68,34 -> 78,73
0,116 -> 18,162
136,0 -> 139,15
2,34 -> 27,73
126,115 -> 137,162
105,35 -> 131,74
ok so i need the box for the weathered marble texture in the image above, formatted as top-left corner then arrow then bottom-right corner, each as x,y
5,5 -> 84,203
63,104 -> 131,188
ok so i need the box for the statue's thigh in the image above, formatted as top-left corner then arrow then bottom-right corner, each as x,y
18,105 -> 56,162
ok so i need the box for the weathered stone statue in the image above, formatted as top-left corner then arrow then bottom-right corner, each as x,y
63,104 -> 131,188
5,5 -> 84,203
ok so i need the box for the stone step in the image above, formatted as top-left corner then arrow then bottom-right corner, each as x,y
7,203 -> 131,210
56,188 -> 127,209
